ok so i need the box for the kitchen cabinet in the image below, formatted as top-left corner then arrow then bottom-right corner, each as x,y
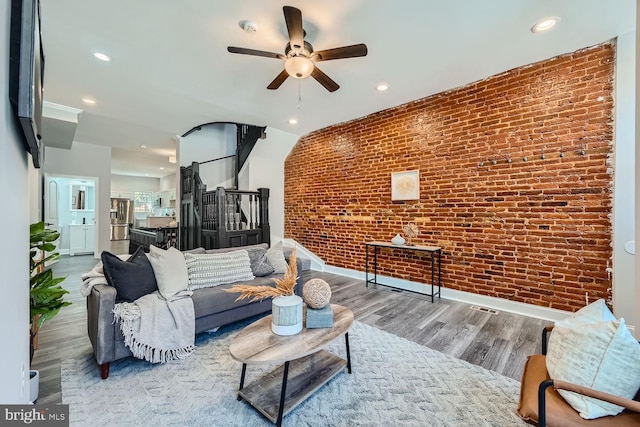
69,224 -> 95,256
160,189 -> 176,208
154,189 -> 176,208
110,191 -> 133,200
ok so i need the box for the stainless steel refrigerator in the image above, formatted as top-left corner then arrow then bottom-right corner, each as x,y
110,198 -> 134,240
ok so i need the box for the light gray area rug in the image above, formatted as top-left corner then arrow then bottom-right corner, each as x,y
62,321 -> 527,426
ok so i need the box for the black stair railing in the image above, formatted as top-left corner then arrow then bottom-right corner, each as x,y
179,163 -> 270,250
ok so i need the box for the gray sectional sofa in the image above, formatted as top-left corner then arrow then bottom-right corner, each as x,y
86,243 -> 304,379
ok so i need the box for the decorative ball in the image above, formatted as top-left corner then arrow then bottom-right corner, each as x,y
303,279 -> 332,309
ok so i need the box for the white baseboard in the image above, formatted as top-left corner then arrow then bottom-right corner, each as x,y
279,240 -> 570,322
322,265 -> 570,323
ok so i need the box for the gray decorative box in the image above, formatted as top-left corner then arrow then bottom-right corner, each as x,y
305,304 -> 334,328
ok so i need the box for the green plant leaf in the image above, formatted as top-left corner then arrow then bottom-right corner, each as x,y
29,221 -> 71,335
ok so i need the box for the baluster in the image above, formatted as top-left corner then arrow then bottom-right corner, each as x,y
255,196 -> 260,228
249,195 -> 254,230
253,194 -> 259,228
203,194 -> 209,229
212,194 -> 217,231
226,195 -> 232,231
205,195 -> 212,229
202,194 -> 206,229
233,194 -> 240,230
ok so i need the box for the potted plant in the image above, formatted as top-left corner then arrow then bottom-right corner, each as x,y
29,222 -> 70,401
226,248 -> 301,335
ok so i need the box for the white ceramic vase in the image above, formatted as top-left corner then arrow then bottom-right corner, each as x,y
391,234 -> 406,245
271,295 -> 303,335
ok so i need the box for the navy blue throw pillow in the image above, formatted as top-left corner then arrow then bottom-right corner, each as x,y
101,247 -> 158,303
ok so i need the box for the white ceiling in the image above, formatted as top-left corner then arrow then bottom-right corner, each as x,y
39,0 -> 635,178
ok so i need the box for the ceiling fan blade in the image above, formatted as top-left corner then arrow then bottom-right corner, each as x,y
283,6 -> 304,51
311,44 -> 368,62
267,69 -> 289,90
227,46 -> 284,59
311,66 -> 339,92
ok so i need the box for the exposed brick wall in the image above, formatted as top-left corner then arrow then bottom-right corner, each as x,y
285,42 -> 615,312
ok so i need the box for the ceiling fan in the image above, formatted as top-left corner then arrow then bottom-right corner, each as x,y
227,6 -> 368,92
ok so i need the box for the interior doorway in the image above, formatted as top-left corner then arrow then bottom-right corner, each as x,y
44,173 -> 98,257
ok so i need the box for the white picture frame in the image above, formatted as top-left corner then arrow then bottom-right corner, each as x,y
391,170 -> 420,201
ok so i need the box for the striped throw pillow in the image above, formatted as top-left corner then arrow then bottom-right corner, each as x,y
184,250 -> 254,290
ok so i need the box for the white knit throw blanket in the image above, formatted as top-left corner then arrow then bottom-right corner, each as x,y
112,291 -> 196,363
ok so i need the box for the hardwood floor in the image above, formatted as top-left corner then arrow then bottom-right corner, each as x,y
32,253 -> 548,405
31,254 -> 97,405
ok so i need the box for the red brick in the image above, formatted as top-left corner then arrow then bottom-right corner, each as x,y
284,43 -> 614,313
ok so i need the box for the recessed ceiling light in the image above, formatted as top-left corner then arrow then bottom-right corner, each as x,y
160,167 -> 165,170
531,17 -> 560,33
376,83 -> 389,92
288,118 -> 298,125
93,52 -> 111,61
82,97 -> 96,105
140,144 -> 147,149
168,156 -> 176,164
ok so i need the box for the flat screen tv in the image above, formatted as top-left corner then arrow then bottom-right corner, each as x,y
9,0 -> 45,168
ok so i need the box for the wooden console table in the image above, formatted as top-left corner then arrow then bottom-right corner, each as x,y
365,241 -> 442,302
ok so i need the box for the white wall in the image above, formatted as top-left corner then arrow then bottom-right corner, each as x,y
246,127 -> 299,242
636,1 -> 640,334
0,0 -> 31,402
111,174 -> 160,193
159,173 -> 176,191
28,162 -> 41,223
178,123 -> 236,190
44,142 -> 111,257
614,31 -> 637,328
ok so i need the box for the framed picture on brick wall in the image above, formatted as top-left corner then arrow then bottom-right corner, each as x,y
391,170 -> 420,201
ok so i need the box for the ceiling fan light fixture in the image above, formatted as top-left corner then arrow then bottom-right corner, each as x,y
285,56 -> 314,79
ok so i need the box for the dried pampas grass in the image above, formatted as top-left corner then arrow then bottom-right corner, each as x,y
225,246 -> 298,302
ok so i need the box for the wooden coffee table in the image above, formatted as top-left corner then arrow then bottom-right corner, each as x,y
229,304 -> 354,426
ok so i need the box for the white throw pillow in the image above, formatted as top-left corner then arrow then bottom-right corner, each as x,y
555,298 -> 616,328
147,245 -> 189,299
184,250 -> 254,290
266,241 -> 289,274
546,300 -> 640,419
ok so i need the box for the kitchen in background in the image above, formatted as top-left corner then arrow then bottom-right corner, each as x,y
110,198 -> 134,240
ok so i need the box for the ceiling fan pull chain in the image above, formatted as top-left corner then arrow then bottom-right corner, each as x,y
298,80 -> 302,109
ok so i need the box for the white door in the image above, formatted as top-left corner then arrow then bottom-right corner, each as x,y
43,175 -> 61,265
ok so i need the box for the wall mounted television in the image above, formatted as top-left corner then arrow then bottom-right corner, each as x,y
9,0 -> 45,168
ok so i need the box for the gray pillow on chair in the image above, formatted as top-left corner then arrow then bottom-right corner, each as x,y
102,247 -> 158,303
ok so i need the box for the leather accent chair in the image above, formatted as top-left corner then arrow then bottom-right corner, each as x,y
517,326 -> 640,426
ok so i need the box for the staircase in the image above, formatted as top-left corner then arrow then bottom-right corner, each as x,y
179,122 -> 269,250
